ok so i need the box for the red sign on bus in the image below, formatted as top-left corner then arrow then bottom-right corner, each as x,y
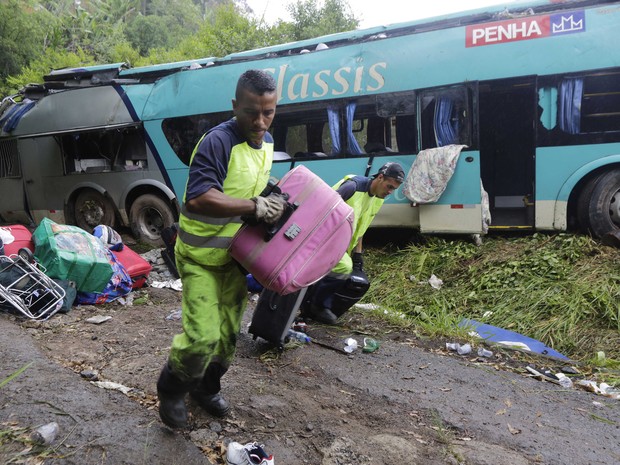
466,10 -> 585,47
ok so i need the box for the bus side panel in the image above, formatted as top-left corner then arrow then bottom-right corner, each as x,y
418,150 -> 483,234
535,143 -> 620,230
18,138 -> 67,225
0,178 -> 32,224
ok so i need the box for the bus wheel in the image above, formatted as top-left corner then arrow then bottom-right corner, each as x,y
129,194 -> 175,246
576,174 -> 603,234
75,190 -> 116,233
578,169 -> 620,238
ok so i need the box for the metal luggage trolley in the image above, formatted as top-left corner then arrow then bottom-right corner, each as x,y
0,249 -> 65,321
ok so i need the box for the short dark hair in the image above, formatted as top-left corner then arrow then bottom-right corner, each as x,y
236,69 -> 277,99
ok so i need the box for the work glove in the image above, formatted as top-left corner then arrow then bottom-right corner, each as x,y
252,192 -> 288,225
352,252 -> 364,271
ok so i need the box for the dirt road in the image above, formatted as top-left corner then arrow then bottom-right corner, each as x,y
1,286 -> 619,464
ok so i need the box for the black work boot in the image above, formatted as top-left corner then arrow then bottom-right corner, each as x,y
190,363 -> 230,418
156,364 -> 193,428
308,304 -> 338,325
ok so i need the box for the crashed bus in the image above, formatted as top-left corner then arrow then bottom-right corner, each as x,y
1,0 -> 619,244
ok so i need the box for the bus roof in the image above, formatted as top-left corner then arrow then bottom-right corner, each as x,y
38,0 -> 608,87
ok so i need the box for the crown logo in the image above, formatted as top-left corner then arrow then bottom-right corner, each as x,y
552,15 -> 584,33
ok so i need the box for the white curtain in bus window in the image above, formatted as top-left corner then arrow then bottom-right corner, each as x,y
434,97 -> 459,147
558,77 -> 583,135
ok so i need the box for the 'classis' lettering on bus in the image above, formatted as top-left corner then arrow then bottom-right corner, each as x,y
264,62 -> 387,102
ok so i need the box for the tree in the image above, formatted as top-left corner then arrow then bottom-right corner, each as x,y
0,0 -> 55,82
287,0 -> 358,41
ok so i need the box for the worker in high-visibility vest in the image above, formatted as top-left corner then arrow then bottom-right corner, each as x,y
304,162 -> 405,324
157,70 -> 286,429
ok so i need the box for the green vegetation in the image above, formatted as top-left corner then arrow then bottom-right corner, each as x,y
364,233 -> 620,364
0,0 -> 360,97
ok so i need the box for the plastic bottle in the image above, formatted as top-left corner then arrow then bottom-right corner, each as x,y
287,329 -> 311,343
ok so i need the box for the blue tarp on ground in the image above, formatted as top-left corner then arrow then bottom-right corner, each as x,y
459,318 -> 569,360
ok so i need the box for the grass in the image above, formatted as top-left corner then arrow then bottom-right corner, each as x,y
363,232 -> 620,381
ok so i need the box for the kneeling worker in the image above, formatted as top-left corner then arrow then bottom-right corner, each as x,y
304,162 -> 405,324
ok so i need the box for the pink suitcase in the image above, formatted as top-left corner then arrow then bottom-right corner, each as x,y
230,165 -> 354,295
0,224 -> 35,256
111,245 -> 152,289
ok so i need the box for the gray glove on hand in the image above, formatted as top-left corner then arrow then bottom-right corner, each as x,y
252,193 -> 288,224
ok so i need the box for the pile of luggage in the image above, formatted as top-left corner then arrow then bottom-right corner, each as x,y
0,219 -> 152,320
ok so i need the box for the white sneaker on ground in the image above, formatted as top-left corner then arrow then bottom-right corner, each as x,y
226,441 -> 274,465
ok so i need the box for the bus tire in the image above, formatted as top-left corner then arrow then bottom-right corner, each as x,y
578,169 -> 620,238
74,190 -> 116,233
576,174 -> 603,234
129,194 -> 175,246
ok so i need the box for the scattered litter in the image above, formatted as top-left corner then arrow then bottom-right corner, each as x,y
445,342 -> 472,355
91,380 -> 133,395
85,315 -> 112,325
457,343 -> 471,355
343,337 -> 358,353
116,293 -> 134,306
354,303 -> 380,311
166,309 -> 182,320
561,366 -> 581,375
577,380 -> 620,399
459,318 -> 569,360
150,278 -> 182,291
507,423 -> 521,435
482,310 -> 493,319
556,373 -> 573,388
428,274 -> 443,289
363,337 -> 380,353
477,347 -> 493,358
525,366 -> 576,389
30,422 -> 59,445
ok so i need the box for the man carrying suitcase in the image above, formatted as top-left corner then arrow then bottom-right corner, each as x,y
156,69 -> 288,428
304,162 -> 405,324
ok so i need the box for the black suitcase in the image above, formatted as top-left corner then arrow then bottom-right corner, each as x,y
331,270 -> 370,317
249,287 -> 308,349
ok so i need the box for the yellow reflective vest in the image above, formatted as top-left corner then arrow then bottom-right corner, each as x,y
331,175 -> 384,275
176,123 -> 273,266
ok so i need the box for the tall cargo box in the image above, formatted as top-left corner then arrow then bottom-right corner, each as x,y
230,165 -> 354,295
33,218 -> 113,293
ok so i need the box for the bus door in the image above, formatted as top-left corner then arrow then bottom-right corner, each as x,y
415,86 -> 485,234
0,138 -> 33,224
478,77 -> 537,230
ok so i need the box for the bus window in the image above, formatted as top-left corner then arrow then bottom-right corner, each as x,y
162,112 -> 230,165
557,72 -> 620,135
271,103 -> 334,158
420,87 -> 471,149
59,126 -> 147,174
0,139 -> 20,178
